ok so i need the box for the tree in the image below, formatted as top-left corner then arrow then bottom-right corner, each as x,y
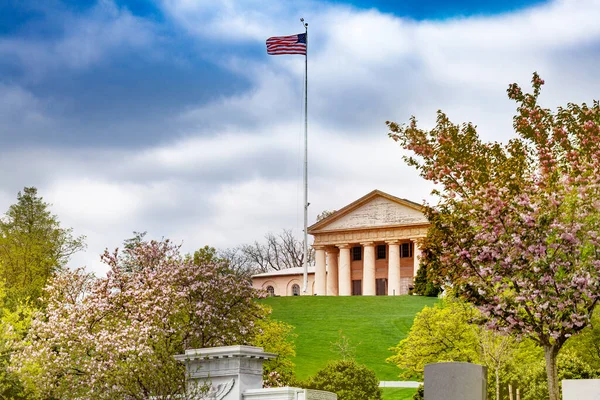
239,229 -> 314,273
316,210 -> 336,222
12,239 -> 267,399
388,298 -> 540,400
388,73 -> 600,400
0,187 -> 85,307
387,299 -> 481,380
302,360 -> 382,400
252,316 -> 297,386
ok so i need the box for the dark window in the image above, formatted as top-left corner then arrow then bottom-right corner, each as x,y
376,278 -> 387,296
266,286 -> 275,296
377,245 -> 386,259
292,284 -> 300,296
352,246 -> 362,261
401,242 -> 413,258
352,280 -> 362,296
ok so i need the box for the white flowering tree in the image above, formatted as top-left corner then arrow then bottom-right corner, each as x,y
12,239 -> 265,399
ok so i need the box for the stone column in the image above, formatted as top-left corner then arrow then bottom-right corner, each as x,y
314,246 -> 327,295
387,241 -> 400,296
326,248 -> 339,296
413,240 -> 422,277
362,242 -> 376,296
337,244 -> 352,296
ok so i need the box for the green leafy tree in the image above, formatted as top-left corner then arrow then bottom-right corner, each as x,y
412,263 -> 441,297
563,306 -> 600,370
252,315 -> 297,386
302,360 -> 382,400
388,73 -> 600,400
388,298 -> 541,400
0,187 -> 85,308
519,349 -> 600,400
387,299 -> 480,380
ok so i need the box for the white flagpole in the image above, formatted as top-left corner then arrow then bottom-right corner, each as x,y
301,18 -> 309,293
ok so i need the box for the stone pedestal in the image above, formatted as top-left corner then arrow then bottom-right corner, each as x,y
244,387 -> 337,400
174,345 -> 276,400
562,379 -> 600,399
424,362 -> 487,400
174,346 -> 337,400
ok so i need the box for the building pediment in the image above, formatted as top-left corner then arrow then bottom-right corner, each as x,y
308,190 -> 428,233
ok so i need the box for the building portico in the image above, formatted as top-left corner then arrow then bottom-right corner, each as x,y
308,190 -> 428,296
251,189 -> 429,296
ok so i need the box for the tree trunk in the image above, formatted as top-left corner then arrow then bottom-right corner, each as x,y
495,368 -> 500,400
544,344 -> 560,400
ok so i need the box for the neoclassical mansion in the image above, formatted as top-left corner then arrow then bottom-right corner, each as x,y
251,190 -> 429,296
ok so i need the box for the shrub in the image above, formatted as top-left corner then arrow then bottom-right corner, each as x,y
412,384 -> 424,400
302,359 -> 382,400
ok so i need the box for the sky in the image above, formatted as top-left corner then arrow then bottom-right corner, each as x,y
2,0 -> 600,275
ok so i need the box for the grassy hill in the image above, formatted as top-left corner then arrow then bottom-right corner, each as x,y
260,296 -> 438,382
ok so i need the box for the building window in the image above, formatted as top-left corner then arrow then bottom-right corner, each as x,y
401,242 -> 413,258
292,284 -> 300,296
376,244 -> 386,259
266,285 -> 275,297
352,246 -> 362,261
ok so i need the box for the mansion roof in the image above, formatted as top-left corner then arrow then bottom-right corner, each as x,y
308,189 -> 427,234
252,266 -> 316,278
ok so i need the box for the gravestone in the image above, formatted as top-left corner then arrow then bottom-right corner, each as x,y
424,362 -> 487,400
562,379 -> 600,399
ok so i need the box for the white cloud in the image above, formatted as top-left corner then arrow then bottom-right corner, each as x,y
3,0 -> 600,276
0,0 -> 156,80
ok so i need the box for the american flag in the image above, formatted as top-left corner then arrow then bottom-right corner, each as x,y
266,33 -> 307,55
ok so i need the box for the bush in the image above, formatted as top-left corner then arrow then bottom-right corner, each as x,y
412,384 -> 424,400
302,359 -> 382,400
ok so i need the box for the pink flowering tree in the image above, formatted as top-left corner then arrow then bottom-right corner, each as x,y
12,239 -> 266,399
387,73 -> 600,400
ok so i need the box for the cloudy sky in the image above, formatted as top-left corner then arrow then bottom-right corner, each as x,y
2,0 -> 600,275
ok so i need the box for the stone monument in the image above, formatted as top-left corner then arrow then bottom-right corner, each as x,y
562,379 -> 600,399
174,345 -> 336,400
424,362 -> 487,400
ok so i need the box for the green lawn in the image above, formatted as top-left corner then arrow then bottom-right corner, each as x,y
261,296 -> 438,381
381,388 -> 417,400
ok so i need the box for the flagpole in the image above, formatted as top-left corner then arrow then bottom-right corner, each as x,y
300,17 -> 309,293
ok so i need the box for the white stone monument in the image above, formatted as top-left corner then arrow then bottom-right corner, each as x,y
424,362 -> 487,400
174,345 -> 336,400
562,379 -> 600,399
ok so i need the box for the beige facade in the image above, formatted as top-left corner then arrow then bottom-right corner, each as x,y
252,267 -> 316,296
251,190 -> 429,296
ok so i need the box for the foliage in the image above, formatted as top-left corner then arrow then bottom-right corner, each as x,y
252,314 -> 297,386
519,349 -> 600,400
388,73 -> 600,400
0,286 -> 35,400
412,262 -> 441,297
302,359 -> 382,400
12,239 -> 266,399
316,210 -> 336,222
388,298 -> 544,400
412,385 -> 423,400
262,295 -> 438,381
0,187 -> 85,308
387,299 -> 480,380
563,305 -> 600,370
